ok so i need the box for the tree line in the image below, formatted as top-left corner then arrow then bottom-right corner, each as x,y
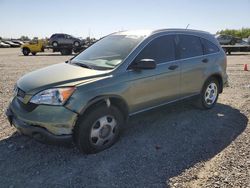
216,28 -> 250,38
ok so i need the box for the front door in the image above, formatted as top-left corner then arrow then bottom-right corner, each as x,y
126,35 -> 181,113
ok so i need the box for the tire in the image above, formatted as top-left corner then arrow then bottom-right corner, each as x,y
195,78 -> 219,109
22,48 -> 30,56
60,48 -> 72,55
230,40 -> 235,45
73,41 -> 80,47
74,105 -> 124,154
52,41 -> 58,47
31,52 -> 37,55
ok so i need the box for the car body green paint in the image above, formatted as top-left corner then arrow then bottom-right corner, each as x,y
6,29 -> 228,142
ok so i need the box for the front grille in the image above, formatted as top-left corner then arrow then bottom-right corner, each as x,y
17,88 -> 25,98
14,87 -> 38,112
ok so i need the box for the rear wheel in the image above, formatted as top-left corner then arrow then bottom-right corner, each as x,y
74,105 -> 124,154
52,41 -> 58,47
196,78 -> 219,109
22,48 -> 30,56
74,41 -> 80,47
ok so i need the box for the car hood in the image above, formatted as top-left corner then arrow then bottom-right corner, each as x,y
17,63 -> 110,94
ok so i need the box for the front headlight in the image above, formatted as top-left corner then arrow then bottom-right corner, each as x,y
30,87 -> 75,105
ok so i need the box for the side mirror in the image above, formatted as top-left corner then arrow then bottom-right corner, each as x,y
131,59 -> 156,70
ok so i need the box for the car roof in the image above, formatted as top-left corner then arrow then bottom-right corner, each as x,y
52,33 -> 66,35
153,28 -> 210,35
114,28 -> 218,44
115,28 -> 212,37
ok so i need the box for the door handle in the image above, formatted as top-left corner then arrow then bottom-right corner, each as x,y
168,65 -> 178,70
202,58 -> 209,63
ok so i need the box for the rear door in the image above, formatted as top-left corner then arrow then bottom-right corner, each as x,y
176,34 -> 205,97
65,34 -> 73,45
127,35 -> 181,113
57,34 -> 65,45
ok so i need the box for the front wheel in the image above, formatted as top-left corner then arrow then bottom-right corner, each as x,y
196,78 -> 219,109
22,48 -> 30,56
74,105 -> 124,154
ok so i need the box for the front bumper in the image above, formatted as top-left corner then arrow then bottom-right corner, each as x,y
6,97 -> 78,144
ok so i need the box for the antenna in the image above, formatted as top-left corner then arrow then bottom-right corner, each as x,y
186,24 -> 190,29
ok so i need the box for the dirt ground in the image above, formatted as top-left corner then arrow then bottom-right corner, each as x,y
0,48 -> 249,188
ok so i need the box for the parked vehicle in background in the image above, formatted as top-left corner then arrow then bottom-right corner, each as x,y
12,40 -> 24,45
3,40 -> 20,47
6,29 -> 228,154
220,37 -> 250,55
0,41 -> 10,48
21,38 -> 86,56
236,40 -> 249,45
0,41 -> 10,47
216,34 -> 238,45
49,33 -> 83,47
21,39 -> 47,56
221,43 -> 250,55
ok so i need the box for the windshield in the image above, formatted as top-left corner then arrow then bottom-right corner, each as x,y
72,34 -> 145,70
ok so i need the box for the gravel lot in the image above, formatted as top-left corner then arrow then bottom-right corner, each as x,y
0,48 -> 249,188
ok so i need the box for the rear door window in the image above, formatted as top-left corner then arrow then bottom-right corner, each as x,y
135,35 -> 176,64
177,35 -> 203,59
201,38 -> 220,54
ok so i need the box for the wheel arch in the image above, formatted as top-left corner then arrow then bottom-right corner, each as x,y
52,41 -> 58,46
79,95 -> 129,121
204,74 -> 223,93
22,47 -> 30,51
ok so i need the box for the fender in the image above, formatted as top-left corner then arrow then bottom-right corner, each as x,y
79,94 -> 129,117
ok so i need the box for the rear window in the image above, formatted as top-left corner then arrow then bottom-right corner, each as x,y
201,38 -> 219,54
177,35 -> 203,59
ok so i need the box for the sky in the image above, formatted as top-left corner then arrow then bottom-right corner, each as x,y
0,0 -> 250,39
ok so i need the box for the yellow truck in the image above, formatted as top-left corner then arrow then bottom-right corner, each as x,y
21,39 -> 47,56
21,38 -> 86,56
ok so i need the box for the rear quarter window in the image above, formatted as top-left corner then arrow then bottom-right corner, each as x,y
201,38 -> 220,54
177,35 -> 203,59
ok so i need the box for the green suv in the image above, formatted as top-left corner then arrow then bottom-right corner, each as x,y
6,29 -> 228,154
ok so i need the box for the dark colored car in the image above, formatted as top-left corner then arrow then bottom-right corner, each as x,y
216,34 -> 238,45
49,33 -> 83,47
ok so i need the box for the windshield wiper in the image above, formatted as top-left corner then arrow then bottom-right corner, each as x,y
70,62 -> 93,69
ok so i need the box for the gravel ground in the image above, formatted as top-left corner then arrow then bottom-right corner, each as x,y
0,48 -> 249,188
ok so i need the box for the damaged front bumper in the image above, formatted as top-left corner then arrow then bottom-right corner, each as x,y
5,97 -> 78,144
